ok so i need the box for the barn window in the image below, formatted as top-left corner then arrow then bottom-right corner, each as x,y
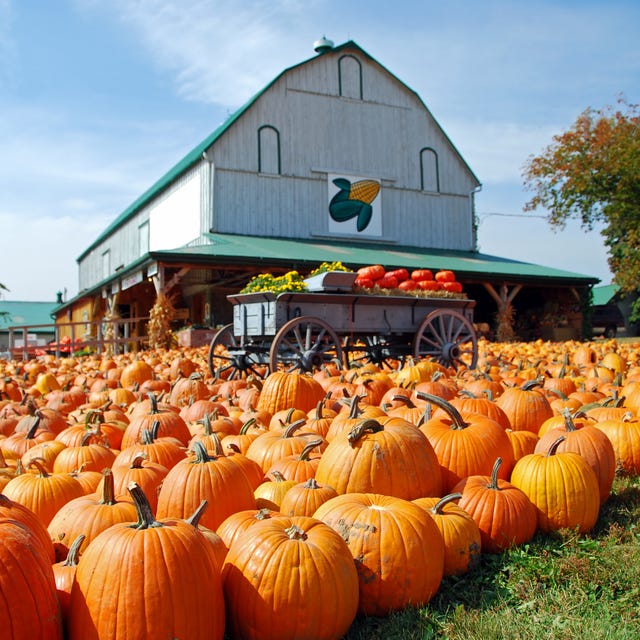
258,125 -> 281,175
138,221 -> 149,256
338,55 -> 363,100
101,250 -> 111,279
420,147 -> 440,192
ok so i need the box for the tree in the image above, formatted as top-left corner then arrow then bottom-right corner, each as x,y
522,98 -> 640,319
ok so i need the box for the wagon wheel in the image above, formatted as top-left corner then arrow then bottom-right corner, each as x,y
207,324 -> 269,380
269,316 -> 343,373
343,335 -> 405,371
413,309 -> 478,370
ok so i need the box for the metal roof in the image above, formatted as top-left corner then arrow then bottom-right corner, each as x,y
78,40 -> 480,261
592,283 -> 619,306
0,301 -> 57,331
151,232 -> 600,285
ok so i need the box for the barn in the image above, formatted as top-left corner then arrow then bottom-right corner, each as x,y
52,38 -> 598,347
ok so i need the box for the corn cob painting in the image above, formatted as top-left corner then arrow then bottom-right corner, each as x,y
329,177 -> 381,232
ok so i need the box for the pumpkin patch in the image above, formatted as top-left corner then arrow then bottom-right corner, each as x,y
0,335 -> 639,637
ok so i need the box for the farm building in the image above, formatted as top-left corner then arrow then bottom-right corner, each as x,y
52,38 -> 598,347
0,300 -> 57,358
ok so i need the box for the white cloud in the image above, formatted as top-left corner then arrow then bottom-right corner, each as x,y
81,0 -> 323,106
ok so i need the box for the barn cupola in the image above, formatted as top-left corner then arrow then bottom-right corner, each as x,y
313,36 -> 334,54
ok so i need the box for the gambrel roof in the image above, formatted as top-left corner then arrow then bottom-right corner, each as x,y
79,40 -> 480,261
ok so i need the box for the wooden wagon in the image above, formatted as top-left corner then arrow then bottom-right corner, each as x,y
207,272 -> 477,378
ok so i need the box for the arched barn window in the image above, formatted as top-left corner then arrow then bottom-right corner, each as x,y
338,54 -> 363,100
258,125 -> 281,175
420,147 -> 440,192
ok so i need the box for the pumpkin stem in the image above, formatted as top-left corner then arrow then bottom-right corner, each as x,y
283,419 -> 306,438
431,492 -> 462,515
99,468 -> 118,505
26,457 -> 49,477
303,477 -> 320,490
285,524 -> 308,541
561,408 -> 578,432
62,534 -> 86,567
270,470 -> 287,482
298,438 -> 323,461
347,418 -> 384,446
190,440 -> 216,463
521,376 -> 544,391
185,500 -> 209,528
130,452 -> 149,469
546,435 -> 566,457
487,457 -> 503,490
127,481 -> 163,529
415,392 -> 468,429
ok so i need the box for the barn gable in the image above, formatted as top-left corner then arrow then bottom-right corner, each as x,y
77,41 -> 481,296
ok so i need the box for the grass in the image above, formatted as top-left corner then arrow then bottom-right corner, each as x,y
344,475 -> 640,639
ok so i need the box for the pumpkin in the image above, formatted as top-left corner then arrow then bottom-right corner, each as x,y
510,436 -> 601,534
534,409 -> 616,503
119,358 -> 154,390
47,468 -> 138,560
265,437 -> 324,482
413,493 -> 481,576
114,420 -> 187,470
0,518 -> 63,639
215,507 -> 283,550
67,483 -> 226,640
314,493 -> 444,616
418,393 -> 515,493
109,450 -> 167,499
358,264 -> 386,280
592,412 -> 640,475
156,441 -> 256,531
3,459 -> 85,527
51,432 -> 116,475
53,533 -> 85,622
222,515 -> 359,640
452,457 -> 538,553
168,372 -> 211,408
279,477 -> 339,517
256,371 -> 326,416
0,492 -> 55,562
315,416 -> 443,500
121,393 -> 191,448
496,377 -> 554,433
245,419 -> 324,473
254,470 -> 297,511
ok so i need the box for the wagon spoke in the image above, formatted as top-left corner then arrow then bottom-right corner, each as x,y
413,309 -> 478,370
270,316 -> 343,373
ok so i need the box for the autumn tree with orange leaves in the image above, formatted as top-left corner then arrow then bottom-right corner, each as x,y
522,98 -> 640,320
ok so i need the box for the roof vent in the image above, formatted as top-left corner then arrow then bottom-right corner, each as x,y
313,36 -> 334,54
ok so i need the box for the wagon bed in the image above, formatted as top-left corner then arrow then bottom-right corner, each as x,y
208,274 -> 477,378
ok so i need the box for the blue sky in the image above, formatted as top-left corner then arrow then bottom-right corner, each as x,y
1,0 -> 638,301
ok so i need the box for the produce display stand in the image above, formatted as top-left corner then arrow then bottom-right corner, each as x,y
207,272 -> 477,378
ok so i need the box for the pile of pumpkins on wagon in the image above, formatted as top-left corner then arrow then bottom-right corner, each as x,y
0,337 -> 640,639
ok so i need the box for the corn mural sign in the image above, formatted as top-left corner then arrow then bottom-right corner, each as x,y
328,174 -> 382,237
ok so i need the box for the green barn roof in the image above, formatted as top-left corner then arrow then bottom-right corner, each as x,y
592,284 -> 619,306
150,233 -> 599,285
0,301 -> 57,331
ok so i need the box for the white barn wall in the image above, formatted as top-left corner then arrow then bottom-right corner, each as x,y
149,171 -> 201,251
208,47 -> 478,251
78,165 -> 203,292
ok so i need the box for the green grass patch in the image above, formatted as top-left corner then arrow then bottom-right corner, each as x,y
345,475 -> 640,639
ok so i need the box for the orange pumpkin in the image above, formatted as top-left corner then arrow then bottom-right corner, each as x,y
67,483 -> 225,640
314,493 -> 444,616
222,515 -> 358,640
